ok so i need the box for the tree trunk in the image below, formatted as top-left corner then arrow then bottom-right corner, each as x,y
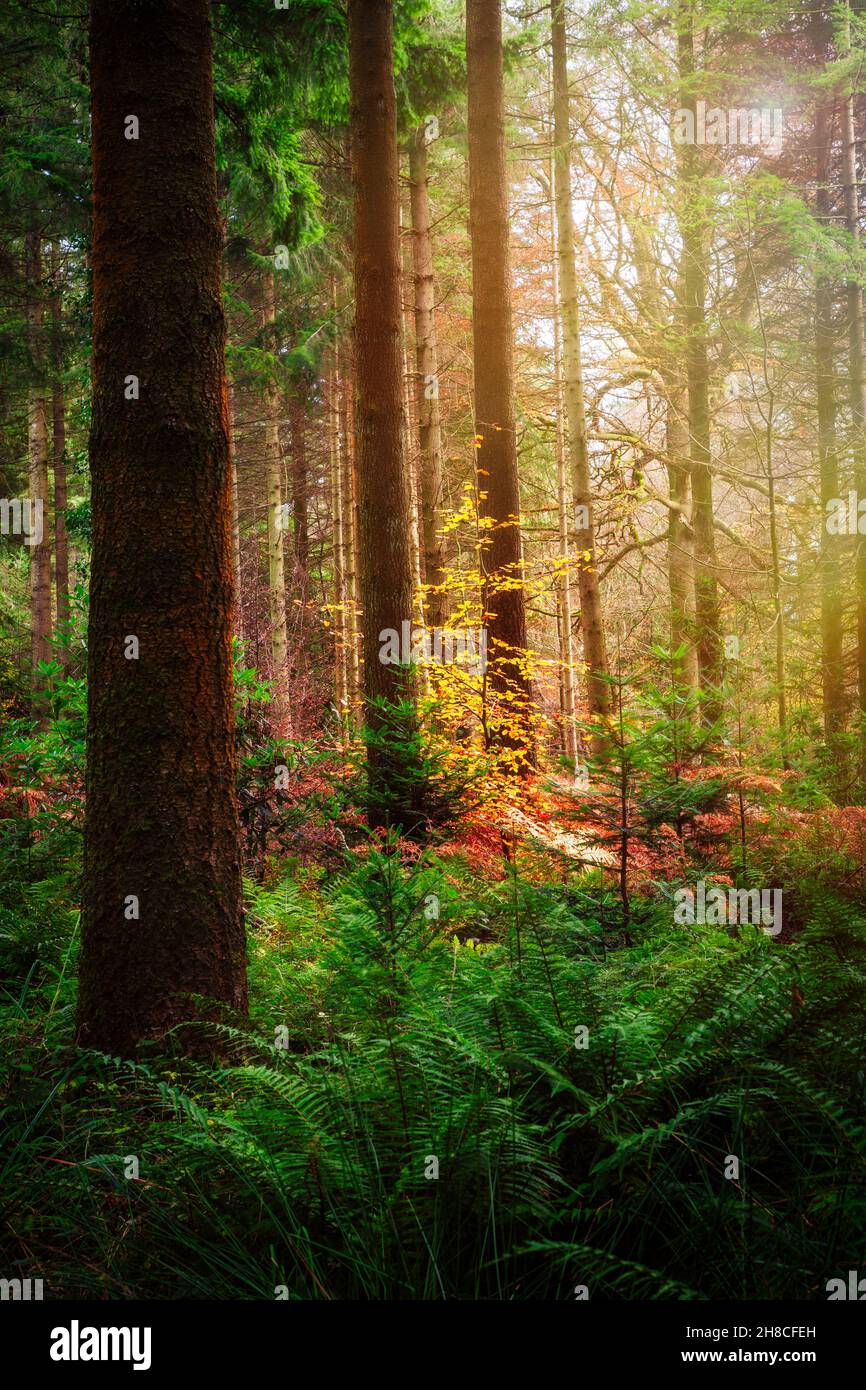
675,11 -> 722,724
226,379 -> 243,640
50,245 -> 70,651
549,144 -> 578,765
260,269 -> 291,734
842,2 -> 866,765
25,229 -> 52,710
665,385 -> 699,695
467,0 -> 534,761
551,0 -> 609,747
330,354 -> 349,741
400,205 -> 425,625
290,394 -> 309,569
348,0 -> 423,827
79,0 -> 247,1055
408,126 -> 448,628
339,349 -> 362,722
816,94 -> 846,755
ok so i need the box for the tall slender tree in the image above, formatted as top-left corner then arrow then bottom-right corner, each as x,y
290,392 -> 309,570
816,90 -> 846,756
467,0 -> 534,760
25,229 -> 52,710
260,266 -> 291,734
841,0 -> 866,761
50,244 -> 70,650
550,0 -> 610,746
79,0 -> 247,1054
348,0 -> 424,826
408,123 -> 448,629
665,387 -> 699,697
675,5 -> 722,724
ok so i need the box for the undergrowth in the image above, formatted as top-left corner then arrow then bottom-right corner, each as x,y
2,840 -> 865,1300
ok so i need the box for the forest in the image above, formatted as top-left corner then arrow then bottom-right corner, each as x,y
1,0 -> 866,1317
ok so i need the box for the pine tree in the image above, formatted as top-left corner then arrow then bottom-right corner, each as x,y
78,0 -> 247,1053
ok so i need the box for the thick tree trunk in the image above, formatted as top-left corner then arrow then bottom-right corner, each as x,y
348,0 -> 423,826
260,269 -> 291,734
551,0 -> 609,747
25,230 -> 52,708
467,0 -> 534,761
675,13 -> 722,724
408,127 -> 448,628
79,0 -> 247,1054
816,94 -> 846,756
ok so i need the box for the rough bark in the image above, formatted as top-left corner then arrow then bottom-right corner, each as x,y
551,0 -> 609,744
79,0 -> 247,1055
348,0 -> 422,825
467,0 -> 534,759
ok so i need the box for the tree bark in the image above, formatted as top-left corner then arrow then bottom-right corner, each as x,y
548,141 -> 578,765
816,92 -> 846,755
400,203 -> 425,625
226,378 -> 243,640
842,2 -> 866,762
290,393 -> 309,570
259,268 -> 291,734
551,0 -> 609,746
339,349 -> 361,721
675,10 -> 722,724
408,126 -> 448,628
664,386 -> 699,695
348,0 -> 423,826
330,353 -> 349,741
25,229 -> 52,709
50,245 -> 70,651
79,0 -> 247,1054
467,0 -> 534,761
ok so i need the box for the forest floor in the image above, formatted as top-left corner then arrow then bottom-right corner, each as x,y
2,692 -> 866,1300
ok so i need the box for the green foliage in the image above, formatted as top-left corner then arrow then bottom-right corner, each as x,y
358,689 -> 470,840
2,834 -> 865,1300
